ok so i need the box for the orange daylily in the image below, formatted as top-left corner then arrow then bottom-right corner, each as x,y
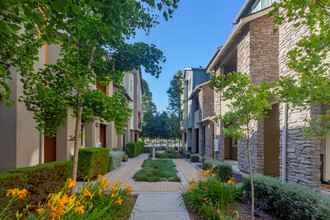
68,178 -> 77,188
75,205 -> 84,214
82,187 -> 93,199
115,198 -> 123,205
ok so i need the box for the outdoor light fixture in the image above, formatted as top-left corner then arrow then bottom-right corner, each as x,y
95,122 -> 99,127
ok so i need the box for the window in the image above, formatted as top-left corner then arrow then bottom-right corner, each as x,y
251,0 -> 276,13
130,78 -> 133,92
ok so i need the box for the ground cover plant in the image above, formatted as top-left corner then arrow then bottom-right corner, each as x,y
133,159 -> 180,182
182,165 -> 243,220
1,176 -> 135,220
149,149 -> 181,159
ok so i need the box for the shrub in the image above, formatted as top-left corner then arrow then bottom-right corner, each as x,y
0,161 -> 72,216
182,167 -> 243,219
126,142 -> 145,157
183,150 -> 190,158
123,152 -> 128,162
243,174 -> 330,220
203,157 -> 233,182
190,154 -> 199,162
108,151 -> 124,171
78,148 -> 109,180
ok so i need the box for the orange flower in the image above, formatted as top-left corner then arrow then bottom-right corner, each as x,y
17,189 -> 27,199
212,164 -> 216,168
68,178 -> 77,188
6,188 -> 19,197
115,198 -> 123,205
83,187 -> 93,199
113,186 -> 119,191
75,205 -> 84,214
98,189 -> 102,196
49,212 -> 59,220
227,180 -> 233,184
204,197 -> 208,200
97,174 -> 103,179
36,207 -> 44,213
111,193 -> 115,198
200,169 -> 203,173
124,184 -> 132,191
211,173 -> 215,177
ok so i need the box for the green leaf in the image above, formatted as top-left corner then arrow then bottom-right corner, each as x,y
51,0 -> 68,14
72,5 -> 81,15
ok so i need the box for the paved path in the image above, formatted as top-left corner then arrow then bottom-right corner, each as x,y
98,154 -> 198,219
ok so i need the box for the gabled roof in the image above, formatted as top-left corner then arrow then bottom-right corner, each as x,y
233,0 -> 257,25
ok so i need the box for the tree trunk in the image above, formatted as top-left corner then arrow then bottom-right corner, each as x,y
70,100 -> 82,195
247,122 -> 254,220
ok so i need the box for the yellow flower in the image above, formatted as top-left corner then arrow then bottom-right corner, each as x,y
227,180 -> 233,184
115,198 -> 123,205
200,169 -> 203,173
75,205 -> 84,214
6,188 -> 18,197
68,178 -> 77,188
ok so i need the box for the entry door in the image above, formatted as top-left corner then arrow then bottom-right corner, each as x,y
264,104 -> 280,176
100,124 -> 106,148
44,135 -> 56,163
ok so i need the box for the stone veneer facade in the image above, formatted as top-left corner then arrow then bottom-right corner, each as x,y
278,15 -> 322,189
213,15 -> 279,174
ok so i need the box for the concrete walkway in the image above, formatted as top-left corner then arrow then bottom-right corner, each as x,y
129,192 -> 190,220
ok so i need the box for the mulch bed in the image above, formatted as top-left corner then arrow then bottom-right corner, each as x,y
121,194 -> 138,220
321,184 -> 330,191
185,196 -> 277,220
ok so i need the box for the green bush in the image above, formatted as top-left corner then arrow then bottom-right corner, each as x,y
78,148 -> 109,180
123,152 -> 128,162
190,154 -> 199,162
126,142 -> 145,157
0,161 -> 72,216
183,150 -> 190,158
108,151 -> 124,171
203,157 -> 233,182
243,174 -> 330,220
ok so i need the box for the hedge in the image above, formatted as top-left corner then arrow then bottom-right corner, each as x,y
203,157 -> 233,182
108,151 -> 124,171
77,147 -> 109,180
0,161 -> 72,216
243,174 -> 330,220
183,150 -> 190,158
126,142 -> 145,157
190,154 -> 199,162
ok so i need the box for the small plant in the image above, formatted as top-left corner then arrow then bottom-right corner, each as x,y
190,154 -> 199,162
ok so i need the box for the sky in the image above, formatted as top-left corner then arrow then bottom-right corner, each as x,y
128,0 -> 246,112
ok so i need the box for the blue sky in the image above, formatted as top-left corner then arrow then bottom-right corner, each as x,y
129,0 -> 246,112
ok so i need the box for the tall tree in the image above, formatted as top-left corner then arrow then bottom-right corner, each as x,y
210,71 -> 273,220
166,70 -> 184,144
21,0 -> 180,194
270,0 -> 330,138
141,79 -> 157,139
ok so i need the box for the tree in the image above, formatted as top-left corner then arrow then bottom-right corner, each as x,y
270,0 -> 330,138
141,79 -> 158,139
20,0 -> 180,195
0,0 -> 76,106
166,70 -> 184,146
210,71 -> 273,220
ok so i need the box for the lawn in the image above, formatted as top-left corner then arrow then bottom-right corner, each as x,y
133,159 -> 180,182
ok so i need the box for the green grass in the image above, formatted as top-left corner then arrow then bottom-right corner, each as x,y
133,159 -> 180,182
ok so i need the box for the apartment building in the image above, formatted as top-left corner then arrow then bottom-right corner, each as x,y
204,0 -> 329,190
0,43 -> 143,172
181,67 -> 211,154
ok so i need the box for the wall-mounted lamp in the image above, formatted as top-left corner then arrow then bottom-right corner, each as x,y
95,122 -> 99,127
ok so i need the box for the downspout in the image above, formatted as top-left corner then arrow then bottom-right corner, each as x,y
282,103 -> 287,182
39,132 -> 44,163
